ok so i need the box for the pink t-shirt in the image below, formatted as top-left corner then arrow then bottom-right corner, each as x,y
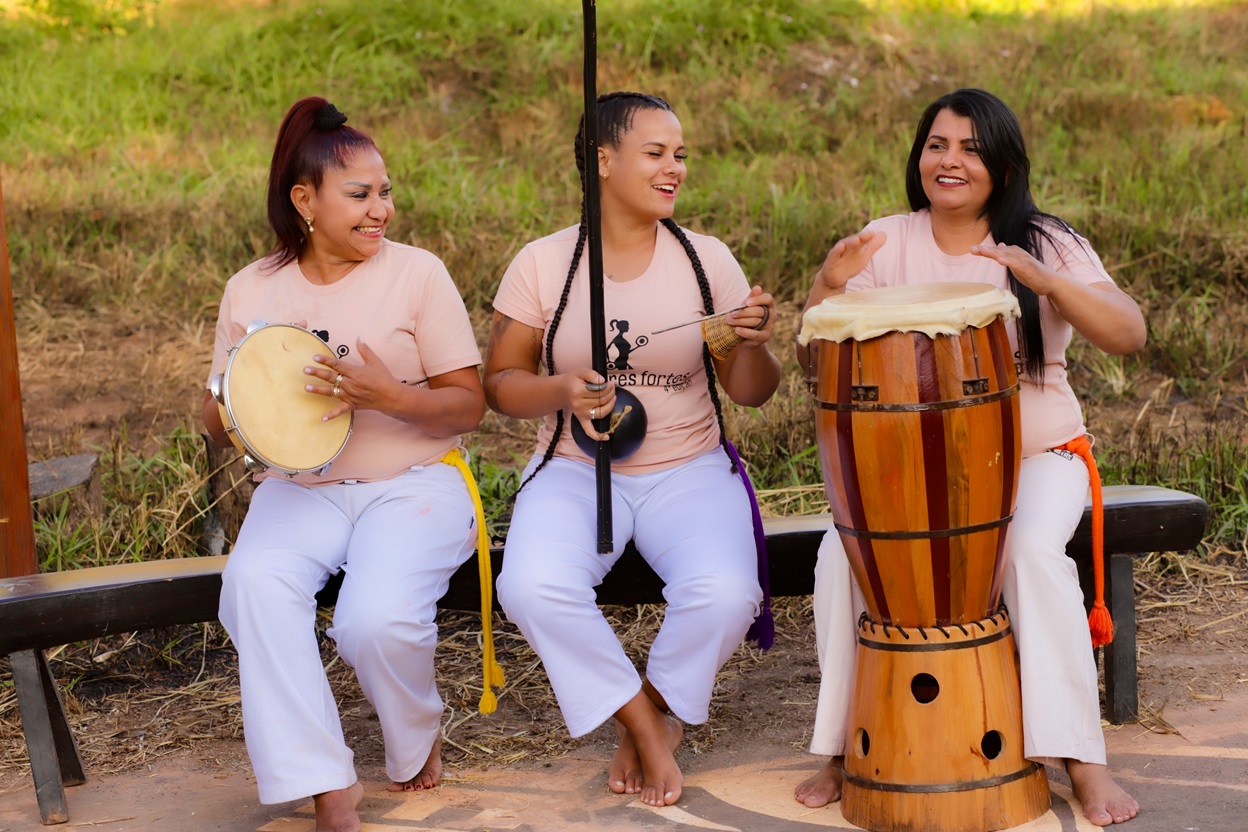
208,239 -> 482,484
493,224 -> 751,474
847,210 -> 1115,458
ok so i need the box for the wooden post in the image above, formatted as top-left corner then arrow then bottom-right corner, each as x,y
0,169 -> 38,578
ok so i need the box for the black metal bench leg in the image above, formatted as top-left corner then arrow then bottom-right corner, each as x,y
10,648 -> 86,824
1102,552 -> 1139,724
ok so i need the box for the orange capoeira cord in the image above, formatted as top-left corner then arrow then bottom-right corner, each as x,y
1055,434 -> 1113,648
441,448 -> 506,713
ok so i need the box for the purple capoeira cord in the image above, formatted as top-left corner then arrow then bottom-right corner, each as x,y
724,440 -> 774,650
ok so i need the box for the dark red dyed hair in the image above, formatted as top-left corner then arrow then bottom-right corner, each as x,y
263,97 -> 378,270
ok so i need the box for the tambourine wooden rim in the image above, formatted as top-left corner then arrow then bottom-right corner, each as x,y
210,322 -> 352,476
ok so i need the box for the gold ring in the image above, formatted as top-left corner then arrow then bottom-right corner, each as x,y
332,384 -> 341,398
590,407 -> 596,418
334,373 -> 344,385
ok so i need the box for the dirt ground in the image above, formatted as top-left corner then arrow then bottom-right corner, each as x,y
4,305 -> 1248,830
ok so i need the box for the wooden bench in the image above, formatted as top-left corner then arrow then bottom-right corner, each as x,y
0,485 -> 1207,825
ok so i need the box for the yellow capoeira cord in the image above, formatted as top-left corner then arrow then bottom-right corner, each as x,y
440,447 -> 506,713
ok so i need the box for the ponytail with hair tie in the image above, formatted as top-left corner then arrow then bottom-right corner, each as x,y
313,103 -> 348,131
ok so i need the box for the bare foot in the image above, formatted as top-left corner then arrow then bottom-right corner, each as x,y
314,781 -> 364,832
388,736 -> 442,793
615,691 -> 684,807
793,757 -> 844,808
637,712 -> 684,807
1068,760 -> 1139,826
608,719 -> 643,795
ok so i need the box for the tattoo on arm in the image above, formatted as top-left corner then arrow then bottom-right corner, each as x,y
487,313 -> 513,355
528,327 -> 542,366
486,367 -> 517,399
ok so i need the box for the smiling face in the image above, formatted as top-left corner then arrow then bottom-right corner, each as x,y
293,147 -> 394,266
598,107 -> 687,224
917,108 -> 994,220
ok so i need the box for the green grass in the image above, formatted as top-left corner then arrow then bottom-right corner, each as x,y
4,0 -> 1247,561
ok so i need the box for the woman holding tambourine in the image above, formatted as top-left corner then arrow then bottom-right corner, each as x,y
483,92 -> 781,808
203,97 -> 492,832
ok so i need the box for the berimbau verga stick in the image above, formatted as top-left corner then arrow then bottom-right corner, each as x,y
580,0 -> 613,554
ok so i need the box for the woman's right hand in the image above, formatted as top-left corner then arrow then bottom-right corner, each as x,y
563,369 -> 616,442
816,229 -> 887,292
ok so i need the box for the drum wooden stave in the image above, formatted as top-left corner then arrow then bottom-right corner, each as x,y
802,283 -> 1023,628
841,611 -> 1051,832
209,322 -> 352,476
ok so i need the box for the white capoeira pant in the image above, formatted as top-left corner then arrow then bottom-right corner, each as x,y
809,448 -> 1105,768
497,449 -> 762,737
218,464 -> 476,804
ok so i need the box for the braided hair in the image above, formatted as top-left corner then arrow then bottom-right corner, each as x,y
517,92 -> 734,493
905,88 -> 1086,383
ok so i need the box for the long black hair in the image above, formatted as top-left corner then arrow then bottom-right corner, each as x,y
904,88 -> 1080,381
517,92 -> 733,492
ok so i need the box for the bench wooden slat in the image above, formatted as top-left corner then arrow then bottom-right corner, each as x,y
2,486 -> 1208,657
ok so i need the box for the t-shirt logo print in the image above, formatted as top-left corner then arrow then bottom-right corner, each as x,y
607,319 -> 648,370
311,328 -> 349,359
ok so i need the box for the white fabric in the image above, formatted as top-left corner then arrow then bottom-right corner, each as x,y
496,450 -> 762,737
810,449 -> 1105,766
218,465 -> 476,804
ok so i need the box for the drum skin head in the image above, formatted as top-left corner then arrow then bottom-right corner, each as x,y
219,324 -> 352,474
799,282 -> 1020,345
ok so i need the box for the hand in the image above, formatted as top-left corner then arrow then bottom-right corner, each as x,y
970,243 -> 1057,295
725,285 -> 776,348
304,337 -> 398,421
563,369 -> 615,441
817,229 -> 886,291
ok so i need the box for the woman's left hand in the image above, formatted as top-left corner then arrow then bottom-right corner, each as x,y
725,285 -> 775,347
305,337 -> 397,421
970,243 -> 1058,295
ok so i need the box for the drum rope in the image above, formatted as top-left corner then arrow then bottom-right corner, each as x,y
440,448 -> 507,713
1054,434 -> 1114,647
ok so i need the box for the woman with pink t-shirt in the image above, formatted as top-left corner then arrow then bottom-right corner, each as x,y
203,97 -> 485,832
794,89 -> 1146,827
484,92 -> 781,808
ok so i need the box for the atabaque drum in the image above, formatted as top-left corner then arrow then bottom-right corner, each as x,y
209,321 -> 352,476
800,283 -> 1022,628
841,610 -> 1050,831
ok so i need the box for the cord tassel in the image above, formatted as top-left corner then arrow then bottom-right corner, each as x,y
1055,435 -> 1113,647
724,441 -> 774,650
441,448 -> 506,713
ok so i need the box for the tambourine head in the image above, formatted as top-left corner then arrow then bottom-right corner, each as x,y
571,386 -> 647,461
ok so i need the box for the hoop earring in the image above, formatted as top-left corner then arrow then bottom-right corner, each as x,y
304,216 -> 314,233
